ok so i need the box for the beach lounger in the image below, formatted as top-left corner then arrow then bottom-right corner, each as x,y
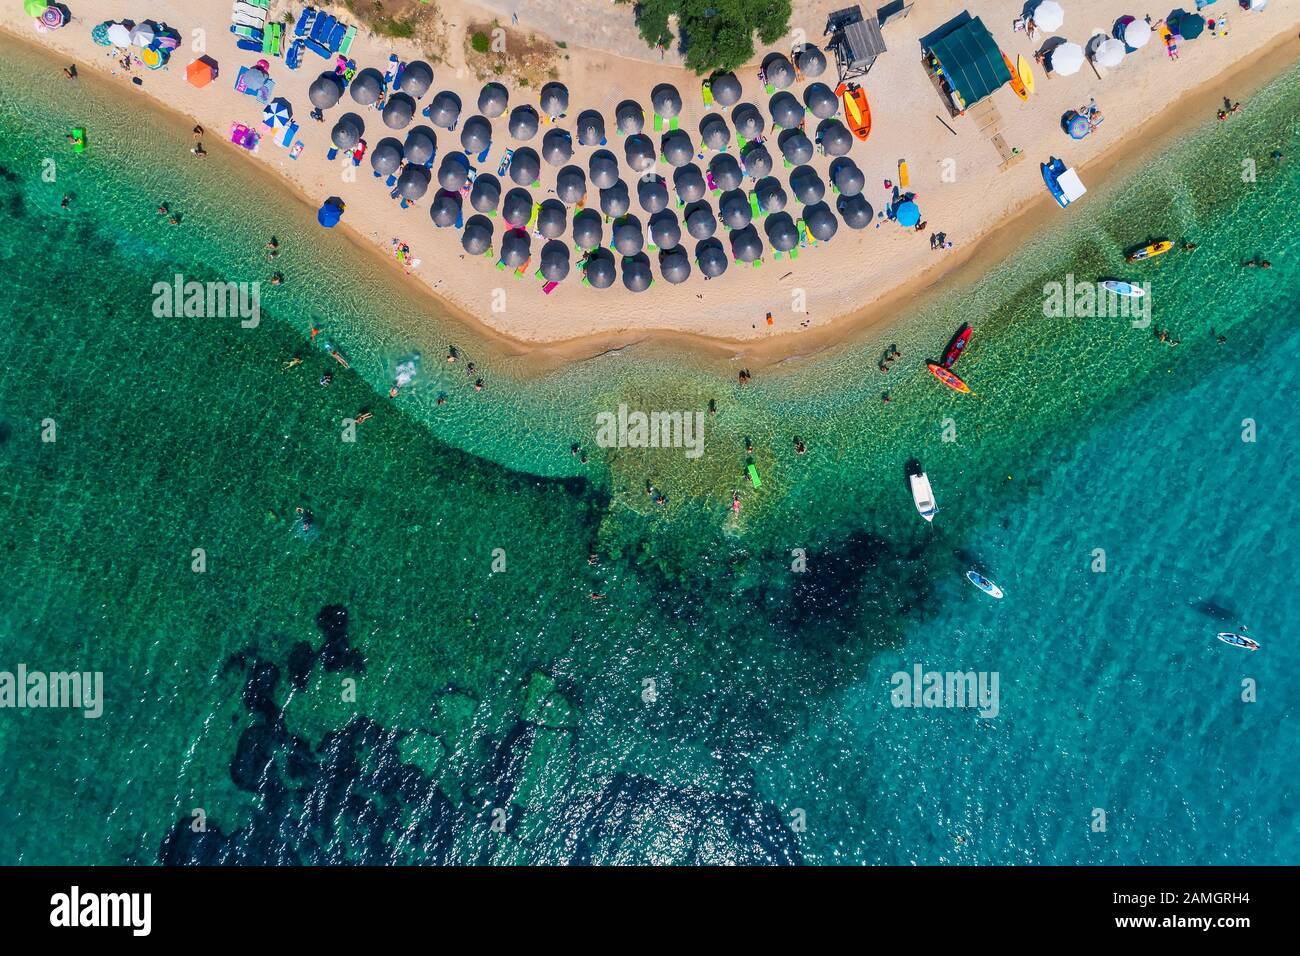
294,8 -> 315,36
326,147 -> 338,161
236,38 -> 264,53
286,38 -> 303,70
310,14 -> 335,43
542,281 -> 559,295
327,23 -> 347,52
232,11 -> 266,30
669,117 -> 679,131
231,24 -> 263,39
338,25 -> 358,55
306,39 -> 330,59
654,113 -> 663,132
701,80 -> 714,108
514,257 -> 531,277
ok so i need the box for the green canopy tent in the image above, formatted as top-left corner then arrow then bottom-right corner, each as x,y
926,14 -> 1010,111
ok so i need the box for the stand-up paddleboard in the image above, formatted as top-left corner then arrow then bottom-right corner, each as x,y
1216,632 -> 1259,651
1016,55 -> 1035,96
747,463 -> 761,489
1101,279 -> 1145,297
927,361 -> 971,394
1002,52 -> 1027,101
966,571 -> 1004,599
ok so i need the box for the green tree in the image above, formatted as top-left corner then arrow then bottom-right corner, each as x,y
628,0 -> 793,74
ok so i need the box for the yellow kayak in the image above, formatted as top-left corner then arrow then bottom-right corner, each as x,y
1126,240 -> 1174,263
1017,55 -> 1035,96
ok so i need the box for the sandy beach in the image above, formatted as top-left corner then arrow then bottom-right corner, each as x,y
4,0 -> 1297,358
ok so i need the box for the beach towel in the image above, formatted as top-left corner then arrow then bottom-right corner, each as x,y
279,122 -> 299,147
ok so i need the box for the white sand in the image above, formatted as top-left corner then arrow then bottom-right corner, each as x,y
5,0 -> 1297,352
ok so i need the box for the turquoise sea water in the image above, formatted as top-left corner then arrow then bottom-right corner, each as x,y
0,42 -> 1296,864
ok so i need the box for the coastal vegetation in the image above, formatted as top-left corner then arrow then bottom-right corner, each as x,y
464,19 -> 563,87
626,0 -> 792,73
344,0 -> 447,60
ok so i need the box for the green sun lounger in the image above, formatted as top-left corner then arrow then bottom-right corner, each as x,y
701,80 -> 714,108
339,25 -> 357,56
653,113 -> 663,132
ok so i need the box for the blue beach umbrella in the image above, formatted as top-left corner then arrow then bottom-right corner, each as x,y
317,198 -> 344,228
894,201 -> 920,228
1066,113 -> 1090,139
262,98 -> 292,129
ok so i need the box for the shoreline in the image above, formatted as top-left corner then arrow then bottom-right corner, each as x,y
3,5 -> 1297,370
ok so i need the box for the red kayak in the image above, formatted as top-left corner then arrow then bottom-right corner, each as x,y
927,361 -> 971,394
940,323 -> 972,369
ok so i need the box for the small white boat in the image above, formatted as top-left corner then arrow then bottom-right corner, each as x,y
908,467 -> 937,522
1216,632 -> 1259,651
965,571 -> 1004,599
1100,279 -> 1144,298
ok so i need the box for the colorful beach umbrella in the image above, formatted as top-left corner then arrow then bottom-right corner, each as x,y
263,98 -> 292,129
894,201 -> 920,228
1050,42 -> 1085,77
1033,1 -> 1064,32
91,22 -> 111,46
39,5 -> 66,29
139,47 -> 166,70
186,58 -> 216,88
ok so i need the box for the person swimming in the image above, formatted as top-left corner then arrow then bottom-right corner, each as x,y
793,437 -> 806,455
731,490 -> 741,514
319,371 -> 333,386
295,507 -> 313,532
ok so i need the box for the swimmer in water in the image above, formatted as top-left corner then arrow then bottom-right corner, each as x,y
435,393 -> 447,406
283,356 -> 303,369
447,346 -> 458,364
271,273 -> 283,286
319,371 -> 333,386
473,378 -> 483,392
295,507 -> 313,532
793,437 -> 806,455
731,490 -> 741,514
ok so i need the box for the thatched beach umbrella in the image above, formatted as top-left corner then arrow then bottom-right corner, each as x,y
830,157 -> 865,196
765,212 -> 799,252
616,99 -> 645,134
624,134 -> 656,173
540,82 -> 569,118
818,119 -> 852,157
502,187 -> 534,227
427,90 -> 462,130
837,193 -> 873,229
649,210 -> 681,250
789,165 -> 824,205
638,176 -> 670,215
540,240 -> 570,281
461,214 -> 493,253
779,129 -> 814,165
370,138 -> 403,175
662,130 -> 694,168
770,92 -> 804,131
470,173 -> 502,213
741,142 -> 773,179
613,216 -> 644,256
732,103 -> 765,140
403,127 -> 436,165
709,71 -> 742,107
651,83 -> 682,119
762,52 -> 795,91
719,189 -> 752,230
803,201 -> 838,241
673,164 -> 707,203
536,199 -> 568,239
622,254 -> 653,292
584,248 -> 617,288
755,176 -> 787,213
509,147 -> 541,186
309,73 -> 343,109
696,238 -> 729,277
430,188 -> 462,227
397,164 -> 431,201
382,93 -> 416,129
542,127 -> 573,166
478,82 -> 508,118
709,154 -> 743,192
599,179 -> 631,218
699,114 -> 731,152
804,82 -> 838,119
659,245 -> 692,284
572,208 -> 604,251
438,152 -> 470,191
684,201 -> 717,240
461,115 -> 493,154
500,228 -> 530,267
400,61 -> 434,98
508,105 -> 539,141
555,165 -> 586,205
730,225 -> 763,263
576,110 -> 606,146
794,44 -> 827,78
331,115 -> 362,150
350,68 -> 383,106
589,150 -> 619,189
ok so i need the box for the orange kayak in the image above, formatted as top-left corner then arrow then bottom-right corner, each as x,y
836,82 -> 871,141
927,361 -> 971,394
1003,52 -> 1027,101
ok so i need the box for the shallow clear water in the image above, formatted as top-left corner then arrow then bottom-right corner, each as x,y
0,43 -> 1296,864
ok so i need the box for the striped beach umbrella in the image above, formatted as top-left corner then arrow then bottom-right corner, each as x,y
39,6 -> 66,29
263,99 -> 292,129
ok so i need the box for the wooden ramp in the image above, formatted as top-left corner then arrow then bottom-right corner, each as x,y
969,99 -> 1025,170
